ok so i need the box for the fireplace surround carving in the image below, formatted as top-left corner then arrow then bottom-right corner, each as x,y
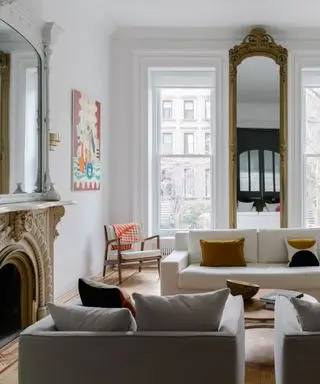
0,205 -> 66,327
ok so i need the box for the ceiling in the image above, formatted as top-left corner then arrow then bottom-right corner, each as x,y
44,0 -> 320,31
101,0 -> 320,28
237,57 -> 279,104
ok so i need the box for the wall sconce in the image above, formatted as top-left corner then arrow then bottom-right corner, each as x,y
49,132 -> 61,151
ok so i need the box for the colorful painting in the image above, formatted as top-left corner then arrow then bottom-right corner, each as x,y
72,89 -> 101,191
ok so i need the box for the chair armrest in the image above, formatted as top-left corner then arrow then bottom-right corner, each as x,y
160,250 -> 189,295
107,238 -> 120,246
141,234 -> 160,250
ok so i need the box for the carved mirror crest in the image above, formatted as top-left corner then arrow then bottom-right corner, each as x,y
229,27 -> 288,228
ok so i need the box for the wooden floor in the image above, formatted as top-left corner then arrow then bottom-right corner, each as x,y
0,266 -> 275,384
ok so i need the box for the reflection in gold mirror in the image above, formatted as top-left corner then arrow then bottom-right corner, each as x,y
229,28 -> 288,229
237,57 -> 280,229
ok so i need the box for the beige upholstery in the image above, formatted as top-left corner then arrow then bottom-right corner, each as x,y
161,229 -> 320,298
108,249 -> 161,260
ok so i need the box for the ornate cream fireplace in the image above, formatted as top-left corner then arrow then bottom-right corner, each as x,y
0,202 -> 68,333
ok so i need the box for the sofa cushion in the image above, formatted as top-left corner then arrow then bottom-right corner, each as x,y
178,263 -> 320,291
188,229 -> 258,264
258,228 -> 320,263
286,238 -> 320,267
291,297 -> 320,331
78,278 -> 136,316
47,303 -> 137,332
132,289 -> 229,332
200,238 -> 246,267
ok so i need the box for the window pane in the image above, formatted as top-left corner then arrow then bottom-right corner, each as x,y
205,168 -> 210,197
160,156 -> 211,233
205,100 -> 211,120
304,157 -> 320,227
184,133 -> 194,154
161,133 -> 173,154
264,150 -> 274,192
305,88 -> 320,154
204,133 -> 211,154
184,168 -> 195,197
250,150 -> 260,192
184,100 -> 195,120
239,152 -> 249,191
162,100 -> 172,119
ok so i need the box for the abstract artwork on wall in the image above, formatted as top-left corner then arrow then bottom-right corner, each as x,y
72,89 -> 101,191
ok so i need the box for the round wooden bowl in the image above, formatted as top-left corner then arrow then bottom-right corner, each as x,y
226,279 -> 260,300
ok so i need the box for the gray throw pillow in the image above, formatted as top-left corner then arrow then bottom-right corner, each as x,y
132,288 -> 230,331
290,298 -> 320,331
47,303 -> 137,332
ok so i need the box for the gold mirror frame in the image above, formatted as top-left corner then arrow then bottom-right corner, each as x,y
229,27 -> 288,228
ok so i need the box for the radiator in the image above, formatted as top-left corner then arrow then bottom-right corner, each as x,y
160,237 -> 175,257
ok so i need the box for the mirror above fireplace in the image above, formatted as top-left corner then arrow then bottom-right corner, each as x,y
0,19 -> 42,196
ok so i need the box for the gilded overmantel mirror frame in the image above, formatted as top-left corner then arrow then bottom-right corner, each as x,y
229,27 -> 288,228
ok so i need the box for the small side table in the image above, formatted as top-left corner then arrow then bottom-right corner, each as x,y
244,288 -> 317,329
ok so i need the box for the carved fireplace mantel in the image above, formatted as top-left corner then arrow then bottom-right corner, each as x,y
0,201 -> 74,326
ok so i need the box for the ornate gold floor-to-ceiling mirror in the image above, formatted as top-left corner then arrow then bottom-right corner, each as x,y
229,28 -> 288,229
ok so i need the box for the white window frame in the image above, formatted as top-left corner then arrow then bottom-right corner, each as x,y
302,83 -> 320,227
150,70 -> 216,235
291,54 -> 320,227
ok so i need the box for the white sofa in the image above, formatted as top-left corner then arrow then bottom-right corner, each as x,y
160,228 -> 320,300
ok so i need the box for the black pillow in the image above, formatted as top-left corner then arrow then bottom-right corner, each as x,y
289,250 -> 320,267
78,278 -> 122,308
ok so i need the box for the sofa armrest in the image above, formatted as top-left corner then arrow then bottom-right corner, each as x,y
275,296 -> 320,384
219,295 -> 245,384
160,250 -> 189,295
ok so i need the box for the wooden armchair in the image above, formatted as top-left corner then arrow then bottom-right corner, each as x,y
103,223 -> 162,284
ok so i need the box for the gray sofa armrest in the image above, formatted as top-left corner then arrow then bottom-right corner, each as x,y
219,295 -> 245,384
19,310 -> 244,384
275,296 -> 320,384
160,250 -> 189,295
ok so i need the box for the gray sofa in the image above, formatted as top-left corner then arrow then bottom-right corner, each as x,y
275,296 -> 320,384
19,295 -> 245,384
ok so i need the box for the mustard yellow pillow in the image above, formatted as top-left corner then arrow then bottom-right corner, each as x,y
200,238 -> 246,267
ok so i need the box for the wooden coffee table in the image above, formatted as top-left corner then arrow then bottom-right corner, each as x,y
244,289 -> 317,329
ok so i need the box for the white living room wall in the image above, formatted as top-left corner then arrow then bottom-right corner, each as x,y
42,1 -> 114,297
110,26 -> 320,232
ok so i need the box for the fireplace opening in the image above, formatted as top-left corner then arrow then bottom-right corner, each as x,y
0,264 -> 22,349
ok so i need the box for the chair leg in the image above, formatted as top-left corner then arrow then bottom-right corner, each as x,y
157,258 -> 161,276
139,261 -> 142,272
103,264 -> 106,277
118,262 -> 122,285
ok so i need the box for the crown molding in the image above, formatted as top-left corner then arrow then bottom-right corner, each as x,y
42,22 -> 64,46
